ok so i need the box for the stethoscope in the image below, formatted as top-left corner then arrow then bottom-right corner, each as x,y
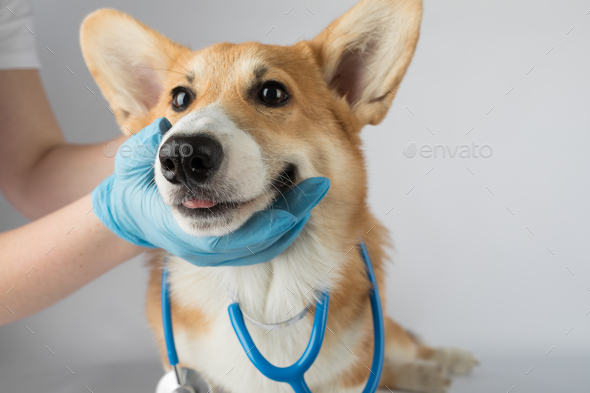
156,241 -> 384,393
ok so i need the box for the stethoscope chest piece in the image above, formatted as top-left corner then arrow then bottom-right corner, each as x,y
155,367 -> 211,393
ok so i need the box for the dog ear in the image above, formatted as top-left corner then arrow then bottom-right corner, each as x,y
80,9 -> 188,127
309,0 -> 422,126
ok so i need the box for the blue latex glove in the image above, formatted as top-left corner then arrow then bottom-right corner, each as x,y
91,118 -> 330,267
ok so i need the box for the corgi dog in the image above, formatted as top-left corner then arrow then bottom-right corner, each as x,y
81,0 -> 477,391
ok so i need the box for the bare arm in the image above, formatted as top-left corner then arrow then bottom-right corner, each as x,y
0,194 -> 143,326
0,6 -> 143,325
0,69 -> 128,219
0,70 -> 141,325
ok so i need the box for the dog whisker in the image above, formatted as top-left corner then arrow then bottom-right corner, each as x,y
270,183 -> 289,213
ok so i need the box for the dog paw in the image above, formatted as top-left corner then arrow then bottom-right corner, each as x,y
431,347 -> 478,376
393,359 -> 451,393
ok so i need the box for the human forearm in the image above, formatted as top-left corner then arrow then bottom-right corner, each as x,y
15,134 -> 128,218
0,69 -> 129,219
0,193 -> 143,326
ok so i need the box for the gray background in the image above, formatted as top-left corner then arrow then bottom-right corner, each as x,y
1,0 -> 590,392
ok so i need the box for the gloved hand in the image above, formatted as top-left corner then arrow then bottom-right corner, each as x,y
91,118 -> 330,267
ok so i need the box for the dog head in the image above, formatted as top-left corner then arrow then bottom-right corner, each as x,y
81,0 -> 422,237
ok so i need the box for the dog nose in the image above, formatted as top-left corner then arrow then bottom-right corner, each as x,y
159,135 -> 223,186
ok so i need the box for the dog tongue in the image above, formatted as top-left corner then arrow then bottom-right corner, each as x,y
182,199 -> 217,209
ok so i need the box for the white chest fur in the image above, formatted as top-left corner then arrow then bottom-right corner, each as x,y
165,229 -> 366,392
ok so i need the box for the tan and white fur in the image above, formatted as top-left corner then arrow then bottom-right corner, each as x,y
81,1 -> 477,392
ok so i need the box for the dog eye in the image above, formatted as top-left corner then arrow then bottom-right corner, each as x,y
171,87 -> 193,112
258,82 -> 288,106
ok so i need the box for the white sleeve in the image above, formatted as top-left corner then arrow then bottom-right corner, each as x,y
0,0 -> 41,69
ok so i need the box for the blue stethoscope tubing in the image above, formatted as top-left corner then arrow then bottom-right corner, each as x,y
161,263 -> 179,367
227,290 -> 329,393
227,241 -> 385,393
161,240 -> 384,393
